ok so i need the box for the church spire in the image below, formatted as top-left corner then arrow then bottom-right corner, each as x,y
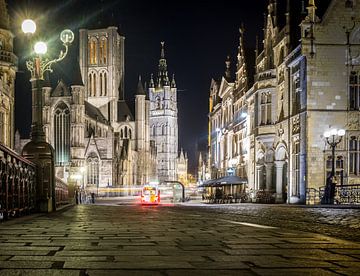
157,41 -> 169,87
307,0 -> 317,22
0,0 -> 10,29
171,74 -> 176,88
149,73 -> 155,88
136,75 -> 145,95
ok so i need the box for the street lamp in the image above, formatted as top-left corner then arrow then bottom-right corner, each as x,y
322,128 -> 345,204
21,19 -> 74,212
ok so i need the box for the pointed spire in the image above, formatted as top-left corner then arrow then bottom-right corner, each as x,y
225,55 -> 231,81
136,75 -> 145,95
71,60 -> 84,86
43,71 -> 52,88
237,24 -> 245,71
149,74 -> 154,88
0,0 -> 10,29
307,0 -> 317,22
171,74 -> 176,88
160,41 -> 165,59
157,41 -> 169,87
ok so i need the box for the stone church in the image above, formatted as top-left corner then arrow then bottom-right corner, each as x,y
15,25 -> 188,190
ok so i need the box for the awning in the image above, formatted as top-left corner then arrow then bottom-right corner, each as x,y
199,176 -> 247,187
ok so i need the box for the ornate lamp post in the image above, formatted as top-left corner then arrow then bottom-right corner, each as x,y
322,128 -> 345,204
21,19 -> 74,212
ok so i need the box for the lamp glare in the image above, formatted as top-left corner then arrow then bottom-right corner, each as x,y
34,41 -> 47,55
21,19 -> 36,34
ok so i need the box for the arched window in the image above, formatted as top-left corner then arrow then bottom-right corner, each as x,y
54,102 -> 70,165
87,153 -> 99,186
129,129 -> 132,139
151,125 -> 156,136
120,129 -> 123,139
162,125 -> 166,135
88,72 -> 96,97
99,73 -> 103,96
125,126 -> 128,137
89,38 -> 97,65
99,37 -> 107,65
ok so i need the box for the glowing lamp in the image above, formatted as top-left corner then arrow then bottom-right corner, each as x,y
60,29 -> 74,44
34,41 -> 47,55
21,19 -> 36,34
337,129 -> 345,136
323,131 -> 331,138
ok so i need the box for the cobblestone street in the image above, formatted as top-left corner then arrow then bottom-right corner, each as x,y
0,202 -> 359,275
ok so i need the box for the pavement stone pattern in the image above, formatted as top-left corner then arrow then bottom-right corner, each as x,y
0,203 -> 359,275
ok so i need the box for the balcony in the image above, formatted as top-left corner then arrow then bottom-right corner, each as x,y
0,50 -> 18,65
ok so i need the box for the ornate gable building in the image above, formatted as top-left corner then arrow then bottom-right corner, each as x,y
208,0 -> 360,204
0,0 -> 17,149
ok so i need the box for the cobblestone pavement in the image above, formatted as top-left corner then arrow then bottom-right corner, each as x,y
0,203 -> 359,275
180,203 -> 360,243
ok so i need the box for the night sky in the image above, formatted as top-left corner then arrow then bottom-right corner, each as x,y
8,0 -> 331,173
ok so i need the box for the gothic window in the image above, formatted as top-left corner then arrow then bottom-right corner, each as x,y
292,142 -> 300,196
87,153 -> 99,186
260,92 -> 272,125
99,37 -> 107,65
156,97 -> 161,109
292,73 -> 301,115
88,72 -> 96,96
161,125 -> 166,135
120,129 -> 123,139
349,136 -> 360,175
151,125 -> 156,136
54,102 -> 70,165
350,71 -> 360,110
89,38 -> 98,65
98,71 -> 107,96
99,73 -> 103,96
129,129 -> 132,139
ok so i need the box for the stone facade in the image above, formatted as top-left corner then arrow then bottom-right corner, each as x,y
208,0 -> 360,204
149,43 -> 188,182
0,0 -> 17,149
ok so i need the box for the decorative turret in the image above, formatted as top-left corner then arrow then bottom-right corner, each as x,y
149,73 -> 155,88
171,74 -> 176,88
136,75 -> 146,95
307,0 -> 317,23
237,24 -> 245,71
0,0 -> 10,29
157,42 -> 170,87
224,55 -> 232,82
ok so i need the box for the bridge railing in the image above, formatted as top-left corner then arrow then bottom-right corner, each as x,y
0,143 -> 36,220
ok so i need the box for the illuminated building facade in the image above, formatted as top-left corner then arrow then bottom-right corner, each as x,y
208,0 -> 360,203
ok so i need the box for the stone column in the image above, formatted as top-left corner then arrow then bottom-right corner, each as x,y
265,163 -> 273,191
255,165 -> 264,190
274,161 -> 285,203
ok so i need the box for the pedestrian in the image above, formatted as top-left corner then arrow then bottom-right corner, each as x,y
75,189 -> 79,205
91,192 -> 95,204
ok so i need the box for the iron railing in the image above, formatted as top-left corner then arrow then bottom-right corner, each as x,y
55,177 -> 69,207
306,185 -> 360,205
0,143 -> 36,220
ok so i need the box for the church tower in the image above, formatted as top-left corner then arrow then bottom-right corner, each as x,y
0,0 -> 17,148
79,27 -> 125,124
149,42 -> 178,182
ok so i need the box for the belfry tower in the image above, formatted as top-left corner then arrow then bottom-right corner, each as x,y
149,42 -> 178,182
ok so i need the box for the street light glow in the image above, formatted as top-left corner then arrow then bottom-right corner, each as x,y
60,29 -> 74,44
21,19 -> 36,34
324,131 -> 331,138
34,41 -> 47,55
337,129 -> 345,136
